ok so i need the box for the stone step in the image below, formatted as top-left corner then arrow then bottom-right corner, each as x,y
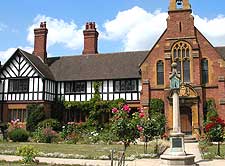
184,136 -> 198,143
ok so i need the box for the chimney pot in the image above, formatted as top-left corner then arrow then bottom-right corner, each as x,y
82,22 -> 99,55
33,22 -> 48,63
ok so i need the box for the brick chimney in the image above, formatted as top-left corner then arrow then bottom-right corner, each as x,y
33,22 -> 48,62
82,22 -> 99,55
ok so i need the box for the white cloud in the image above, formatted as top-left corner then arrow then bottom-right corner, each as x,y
102,7 -> 225,51
27,15 -> 84,50
102,6 -> 168,51
194,14 -> 225,46
0,23 -> 7,32
2,7 -> 225,64
0,47 -> 33,63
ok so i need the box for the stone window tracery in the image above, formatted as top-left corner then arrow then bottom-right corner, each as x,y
172,41 -> 191,82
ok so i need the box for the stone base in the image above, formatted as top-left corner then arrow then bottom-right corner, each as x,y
160,154 -> 195,166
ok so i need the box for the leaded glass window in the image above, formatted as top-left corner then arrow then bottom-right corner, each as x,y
157,61 -> 164,85
172,41 -> 191,83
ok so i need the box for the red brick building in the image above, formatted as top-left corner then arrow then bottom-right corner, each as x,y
0,0 -> 224,138
141,0 -> 225,137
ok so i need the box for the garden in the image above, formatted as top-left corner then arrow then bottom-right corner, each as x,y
0,82 -> 168,165
199,99 -> 225,159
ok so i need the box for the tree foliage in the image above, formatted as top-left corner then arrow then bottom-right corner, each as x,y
26,104 -> 45,132
143,99 -> 166,141
204,99 -> 225,142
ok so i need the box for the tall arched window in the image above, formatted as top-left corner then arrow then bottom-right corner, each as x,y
201,59 -> 209,84
172,41 -> 191,82
157,60 -> 164,85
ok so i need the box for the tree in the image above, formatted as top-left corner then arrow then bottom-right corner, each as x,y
204,99 -> 225,156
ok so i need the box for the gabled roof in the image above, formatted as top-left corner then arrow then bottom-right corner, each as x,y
48,51 -> 148,81
215,47 -> 225,60
18,49 -> 55,80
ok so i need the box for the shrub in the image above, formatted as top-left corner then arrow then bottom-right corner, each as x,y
16,145 -> 39,164
111,104 -> 143,149
38,119 -> 61,131
60,122 -> 82,144
26,104 -> 45,132
8,128 -> 29,142
33,127 -> 58,143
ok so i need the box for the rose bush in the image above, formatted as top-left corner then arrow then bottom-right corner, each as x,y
205,116 -> 225,142
111,104 -> 144,150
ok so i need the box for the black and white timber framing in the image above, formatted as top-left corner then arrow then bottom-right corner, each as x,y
57,79 -> 142,102
0,49 -> 142,103
0,50 -> 55,102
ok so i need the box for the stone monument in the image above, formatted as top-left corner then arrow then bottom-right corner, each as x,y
160,63 -> 195,166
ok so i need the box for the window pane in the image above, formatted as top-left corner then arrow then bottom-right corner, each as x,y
120,80 -> 126,91
173,50 -> 177,59
177,61 -> 181,74
115,81 -> 120,92
131,80 -> 137,91
202,59 -> 208,84
74,82 -> 85,93
186,49 -> 190,58
80,82 -> 86,93
65,82 -> 71,93
126,80 -> 132,91
13,110 -> 17,121
178,49 -> 181,58
157,61 -> 164,85
184,60 -> 190,82
9,79 -> 29,93
182,49 -> 185,58
18,110 -> 22,122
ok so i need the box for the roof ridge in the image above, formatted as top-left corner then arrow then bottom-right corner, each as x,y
47,50 -> 149,59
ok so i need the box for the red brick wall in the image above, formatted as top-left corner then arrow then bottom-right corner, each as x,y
82,22 -> 99,55
33,22 -> 48,62
140,8 -> 225,132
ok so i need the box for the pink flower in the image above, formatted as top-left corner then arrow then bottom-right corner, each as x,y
139,112 -> 145,118
138,107 -> 144,113
112,107 -> 119,114
137,125 -> 144,132
122,105 -> 131,113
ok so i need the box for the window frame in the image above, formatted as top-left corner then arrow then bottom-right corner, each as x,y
8,108 -> 28,122
8,78 -> 29,93
201,59 -> 209,84
65,81 -> 86,94
172,41 -> 192,83
113,79 -> 137,92
157,60 -> 164,85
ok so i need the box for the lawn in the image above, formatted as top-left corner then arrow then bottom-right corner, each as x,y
0,141 -> 165,160
199,142 -> 225,159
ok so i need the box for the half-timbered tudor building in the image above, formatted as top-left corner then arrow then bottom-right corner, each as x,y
0,0 -> 225,138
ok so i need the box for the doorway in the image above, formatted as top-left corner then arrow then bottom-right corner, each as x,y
180,107 -> 192,135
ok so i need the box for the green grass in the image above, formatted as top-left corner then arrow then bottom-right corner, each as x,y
0,142 -> 159,159
199,142 -> 225,159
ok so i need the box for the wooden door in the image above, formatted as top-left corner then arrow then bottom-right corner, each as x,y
181,107 -> 192,135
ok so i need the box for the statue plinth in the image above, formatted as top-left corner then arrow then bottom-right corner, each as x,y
160,62 -> 195,165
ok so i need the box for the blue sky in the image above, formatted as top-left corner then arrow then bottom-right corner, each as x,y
1,0 -> 225,62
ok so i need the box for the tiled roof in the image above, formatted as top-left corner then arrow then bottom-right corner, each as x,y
48,51 -> 148,81
215,47 -> 225,60
19,49 -> 55,80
